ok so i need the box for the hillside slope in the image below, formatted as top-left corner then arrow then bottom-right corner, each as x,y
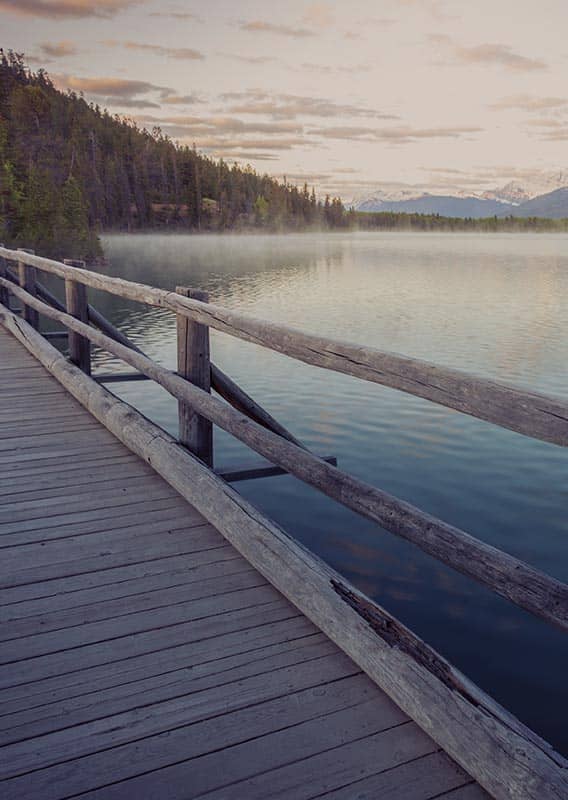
503,188 -> 568,219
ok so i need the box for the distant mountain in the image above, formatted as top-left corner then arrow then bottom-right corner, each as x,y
355,194 -> 508,218
354,172 -> 568,219
499,187 -> 568,219
480,181 -> 531,205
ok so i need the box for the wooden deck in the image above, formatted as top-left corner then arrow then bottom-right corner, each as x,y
0,329 -> 489,798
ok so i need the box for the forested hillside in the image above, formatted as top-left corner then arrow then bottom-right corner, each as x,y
0,52 -> 347,260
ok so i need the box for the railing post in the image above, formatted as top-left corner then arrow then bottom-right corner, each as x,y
176,286 -> 213,466
64,259 -> 91,375
0,244 -> 7,308
17,248 -> 39,328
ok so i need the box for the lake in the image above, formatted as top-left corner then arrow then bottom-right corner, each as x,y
88,232 -> 567,752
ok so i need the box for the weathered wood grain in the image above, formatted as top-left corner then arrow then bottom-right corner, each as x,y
0,611 -> 307,715
176,286 -> 213,465
0,600 -> 300,691
1,675 -> 385,800
64,263 -> 91,374
16,249 -> 38,329
0,654 -> 358,780
0,637 -> 339,748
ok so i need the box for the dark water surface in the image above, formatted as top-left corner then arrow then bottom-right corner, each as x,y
87,232 -> 567,752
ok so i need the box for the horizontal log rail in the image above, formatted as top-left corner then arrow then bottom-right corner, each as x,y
1,246 -> 567,447
3,262 -> 305,449
1,303 -> 567,800
2,276 -> 567,633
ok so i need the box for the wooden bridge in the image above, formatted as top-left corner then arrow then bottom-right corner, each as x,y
0,246 -> 567,800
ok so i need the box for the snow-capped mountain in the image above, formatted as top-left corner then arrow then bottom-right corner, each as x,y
353,172 -> 568,218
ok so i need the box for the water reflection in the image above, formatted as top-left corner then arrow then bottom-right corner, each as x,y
89,232 -> 568,753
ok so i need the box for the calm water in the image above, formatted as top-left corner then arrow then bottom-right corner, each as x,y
79,232 -> 567,751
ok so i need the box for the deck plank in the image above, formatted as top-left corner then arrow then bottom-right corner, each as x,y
0,326 -> 488,800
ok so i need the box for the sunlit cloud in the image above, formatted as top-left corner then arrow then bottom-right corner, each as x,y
431,36 -> 547,72
456,43 -> 547,71
104,40 -> 204,60
0,0 -> 141,19
240,21 -> 315,38
220,90 -> 395,120
221,54 -> 279,65
538,128 -> 568,141
52,74 -> 185,109
93,96 -> 161,109
490,94 -> 567,112
211,151 -> 280,161
161,94 -> 203,105
39,41 -> 78,57
309,124 -> 482,144
525,119 -> 566,128
145,115 -> 303,136
179,136 -> 308,151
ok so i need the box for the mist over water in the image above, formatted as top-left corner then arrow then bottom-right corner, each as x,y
87,231 -> 567,752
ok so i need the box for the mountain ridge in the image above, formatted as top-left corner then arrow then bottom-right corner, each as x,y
354,174 -> 568,218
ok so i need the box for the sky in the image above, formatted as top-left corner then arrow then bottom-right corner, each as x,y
2,0 -> 568,201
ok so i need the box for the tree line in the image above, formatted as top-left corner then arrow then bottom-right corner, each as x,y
354,211 -> 568,233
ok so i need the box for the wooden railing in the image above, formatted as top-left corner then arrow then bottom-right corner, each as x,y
1,244 -> 567,800
0,244 -> 567,632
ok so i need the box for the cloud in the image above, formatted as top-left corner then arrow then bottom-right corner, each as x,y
211,151 -> 280,161
54,74 -> 176,107
39,41 -> 78,57
221,90 -> 395,120
423,167 -> 470,175
59,75 -> 172,97
180,136 -> 307,151
141,115 -> 303,137
161,94 -> 202,105
138,111 -> 309,151
525,118 -> 566,128
456,43 -> 547,71
490,94 -> 568,112
430,35 -> 547,71
221,54 -> 279,65
0,0 -> 139,18
149,10 -> 201,20
281,172 -> 331,182
539,129 -> 568,141
301,61 -> 371,75
240,21 -> 315,38
309,124 -> 481,144
104,40 -> 204,60
92,96 -> 161,109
